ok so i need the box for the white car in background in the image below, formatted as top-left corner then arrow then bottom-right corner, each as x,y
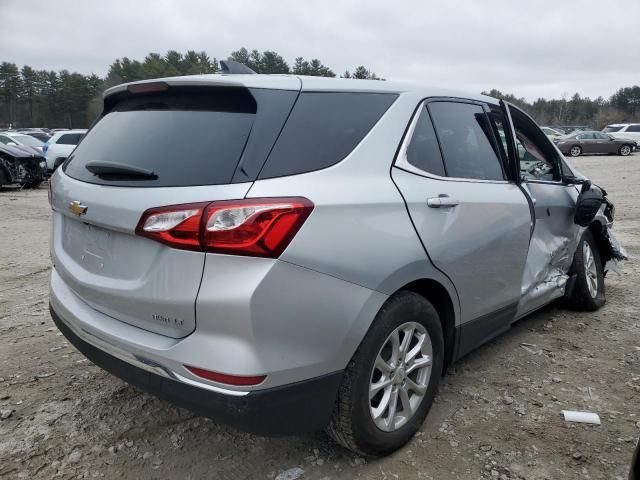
603,124 -> 640,143
44,130 -> 87,172
0,131 -> 45,153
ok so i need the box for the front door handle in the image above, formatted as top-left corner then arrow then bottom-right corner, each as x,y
427,196 -> 460,208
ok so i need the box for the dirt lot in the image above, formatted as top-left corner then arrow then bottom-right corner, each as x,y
0,154 -> 638,480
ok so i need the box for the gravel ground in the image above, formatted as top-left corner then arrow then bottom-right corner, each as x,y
0,153 -> 638,480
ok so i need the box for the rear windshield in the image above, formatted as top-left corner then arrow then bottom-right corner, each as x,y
258,92 -> 397,179
13,134 -> 44,147
603,125 -> 623,132
64,86 -> 296,187
57,133 -> 84,145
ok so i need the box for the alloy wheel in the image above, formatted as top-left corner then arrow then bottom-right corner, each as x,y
583,241 -> 598,298
369,321 -> 433,432
620,145 -> 631,156
570,146 -> 581,157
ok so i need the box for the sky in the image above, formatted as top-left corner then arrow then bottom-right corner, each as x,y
1,0 -> 639,101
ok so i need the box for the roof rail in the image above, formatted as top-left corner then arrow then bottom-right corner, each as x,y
220,60 -> 256,75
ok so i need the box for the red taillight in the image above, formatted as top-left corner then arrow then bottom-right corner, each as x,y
135,202 -> 209,251
135,198 -> 313,258
184,365 -> 266,386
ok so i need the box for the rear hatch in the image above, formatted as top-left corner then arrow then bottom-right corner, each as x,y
51,77 -> 300,338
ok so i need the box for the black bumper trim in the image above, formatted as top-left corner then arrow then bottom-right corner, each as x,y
50,305 -> 343,436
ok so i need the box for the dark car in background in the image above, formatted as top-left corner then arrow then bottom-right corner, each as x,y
0,144 -> 46,188
25,131 -> 53,142
555,131 -> 636,157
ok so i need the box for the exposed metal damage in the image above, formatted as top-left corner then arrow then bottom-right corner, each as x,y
0,144 -> 46,188
517,183 -> 628,318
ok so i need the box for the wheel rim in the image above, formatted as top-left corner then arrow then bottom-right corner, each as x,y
583,242 -> 598,298
620,145 -> 631,155
570,146 -> 581,156
369,321 -> 433,432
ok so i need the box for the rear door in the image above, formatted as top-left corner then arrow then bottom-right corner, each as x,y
593,132 -> 613,153
51,81 -> 299,338
624,124 -> 640,141
577,132 -> 597,153
392,99 -> 531,354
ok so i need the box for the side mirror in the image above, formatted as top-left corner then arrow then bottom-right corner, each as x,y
562,175 -> 589,187
574,183 -> 603,227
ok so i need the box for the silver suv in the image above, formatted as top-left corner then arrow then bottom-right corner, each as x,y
49,71 -> 625,456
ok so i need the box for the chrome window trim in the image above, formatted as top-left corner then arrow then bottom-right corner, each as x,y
394,101 -> 510,185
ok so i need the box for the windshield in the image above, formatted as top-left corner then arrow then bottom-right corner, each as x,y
12,134 -> 44,147
603,126 -> 623,132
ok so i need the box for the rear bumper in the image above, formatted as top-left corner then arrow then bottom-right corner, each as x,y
51,305 -> 343,435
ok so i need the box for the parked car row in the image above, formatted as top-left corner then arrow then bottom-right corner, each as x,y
537,123 -> 639,157
554,130 -> 637,157
0,144 -> 46,189
0,128 -> 86,176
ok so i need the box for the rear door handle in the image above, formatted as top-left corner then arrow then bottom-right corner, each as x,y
427,196 -> 460,208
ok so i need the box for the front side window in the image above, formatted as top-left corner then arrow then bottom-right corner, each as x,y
404,105 -> 446,176
515,132 -> 556,181
428,102 -> 504,181
577,133 -> 595,140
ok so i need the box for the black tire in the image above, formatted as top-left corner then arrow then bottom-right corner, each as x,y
326,291 -> 444,456
569,145 -> 582,157
618,144 -> 632,156
566,230 -> 605,310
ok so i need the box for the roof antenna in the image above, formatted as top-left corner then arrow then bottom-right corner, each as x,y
220,59 -> 256,74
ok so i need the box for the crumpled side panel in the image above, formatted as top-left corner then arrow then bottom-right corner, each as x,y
517,221 -> 583,317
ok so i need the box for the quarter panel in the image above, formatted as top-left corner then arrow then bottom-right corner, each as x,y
246,92 -> 460,318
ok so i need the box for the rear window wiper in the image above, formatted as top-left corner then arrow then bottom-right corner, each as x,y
85,161 -> 156,178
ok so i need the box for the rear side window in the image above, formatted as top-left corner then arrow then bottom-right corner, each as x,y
577,133 -> 595,140
428,102 -> 505,181
57,133 -> 84,145
627,125 -> 640,132
258,92 -> 397,179
64,87 -> 297,187
405,106 -> 446,176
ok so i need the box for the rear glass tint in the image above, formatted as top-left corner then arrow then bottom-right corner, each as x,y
57,133 -> 84,145
428,102 -> 505,181
405,106 -> 446,176
258,92 -> 397,179
64,86 -> 296,187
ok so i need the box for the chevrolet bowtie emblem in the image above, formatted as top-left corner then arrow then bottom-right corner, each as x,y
69,201 -> 88,216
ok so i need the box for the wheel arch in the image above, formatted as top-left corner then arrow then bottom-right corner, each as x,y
396,279 -> 457,373
588,219 -> 614,265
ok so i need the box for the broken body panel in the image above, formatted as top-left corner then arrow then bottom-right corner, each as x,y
0,144 -> 46,187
